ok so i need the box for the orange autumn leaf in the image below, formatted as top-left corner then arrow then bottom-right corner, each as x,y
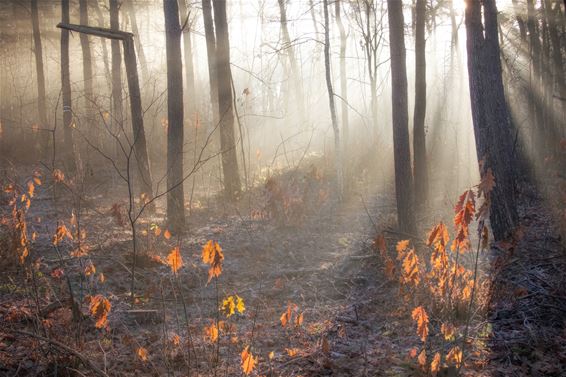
417,349 -> 426,369
295,312 -> 304,327
163,229 -> 171,239
166,246 -> 184,274
446,346 -> 462,367
84,262 -> 96,276
241,345 -> 258,375
431,352 -> 441,375
286,348 -> 300,357
280,302 -> 297,328
137,347 -> 148,362
411,306 -> 429,342
373,234 -> 387,256
88,295 -> 111,329
52,224 -> 73,245
202,240 -> 224,283
477,168 -> 496,198
52,169 -> 65,183
396,239 -> 410,253
204,321 -> 219,343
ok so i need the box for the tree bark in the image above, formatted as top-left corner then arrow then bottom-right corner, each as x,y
413,0 -> 428,207
387,0 -> 417,234
123,38 -> 153,199
61,0 -> 79,174
178,0 -> 196,119
31,0 -> 49,156
164,0 -> 186,232
335,0 -> 349,155
110,0 -> 123,159
212,0 -> 241,199
92,0 -> 112,92
464,0 -> 519,240
125,0 -> 149,82
79,0 -> 94,126
202,0 -> 219,127
323,0 -> 343,197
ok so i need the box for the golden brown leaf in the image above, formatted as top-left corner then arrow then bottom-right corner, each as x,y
241,346 -> 258,375
411,306 -> 429,342
431,352 -> 441,375
89,295 -> 111,329
417,349 -> 426,369
446,346 -> 462,367
202,240 -> 224,283
204,321 -> 219,343
137,347 -> 148,362
396,239 -> 410,253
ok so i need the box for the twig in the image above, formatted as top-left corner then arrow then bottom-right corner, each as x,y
10,330 -> 109,377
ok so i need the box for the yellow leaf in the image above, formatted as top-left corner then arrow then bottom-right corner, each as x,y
236,295 -> 246,314
137,347 -> 148,362
446,346 -> 462,367
411,306 -> 429,342
221,296 -> 236,317
268,351 -> 275,360
241,346 -> 257,375
166,246 -> 183,274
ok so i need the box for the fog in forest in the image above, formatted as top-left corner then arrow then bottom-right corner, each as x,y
0,1 -> 564,376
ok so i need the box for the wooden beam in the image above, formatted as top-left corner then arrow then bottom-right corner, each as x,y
56,22 -> 133,41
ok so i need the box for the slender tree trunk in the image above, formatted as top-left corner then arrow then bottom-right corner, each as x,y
123,38 -> 153,198
178,0 -> 196,119
110,0 -> 123,159
212,0 -> 241,199
79,0 -> 94,124
511,0 -> 527,41
31,0 -> 49,156
323,0 -> 343,197
125,0 -> 149,82
465,0 -> 519,240
61,0 -> 79,174
335,0 -> 349,155
387,0 -> 417,234
202,0 -> 219,127
526,0 -> 544,158
450,0 -> 458,45
92,0 -> 112,92
413,0 -> 428,207
278,0 -> 307,127
164,0 -> 186,232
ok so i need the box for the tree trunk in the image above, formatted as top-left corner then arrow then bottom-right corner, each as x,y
413,0 -> 428,207
526,0 -> 544,158
92,0 -> 112,92
387,0 -> 417,234
464,0 -> 519,241
178,0 -> 196,119
79,0 -> 94,125
164,0 -> 186,232
278,0 -> 307,127
335,0 -> 349,155
31,0 -> 49,156
125,0 -> 149,82
110,0 -> 123,159
323,0 -> 343,197
123,38 -> 153,199
212,0 -> 241,199
202,0 -> 219,127
61,0 -> 79,174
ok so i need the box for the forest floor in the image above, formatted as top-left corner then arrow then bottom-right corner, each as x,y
0,161 -> 565,376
